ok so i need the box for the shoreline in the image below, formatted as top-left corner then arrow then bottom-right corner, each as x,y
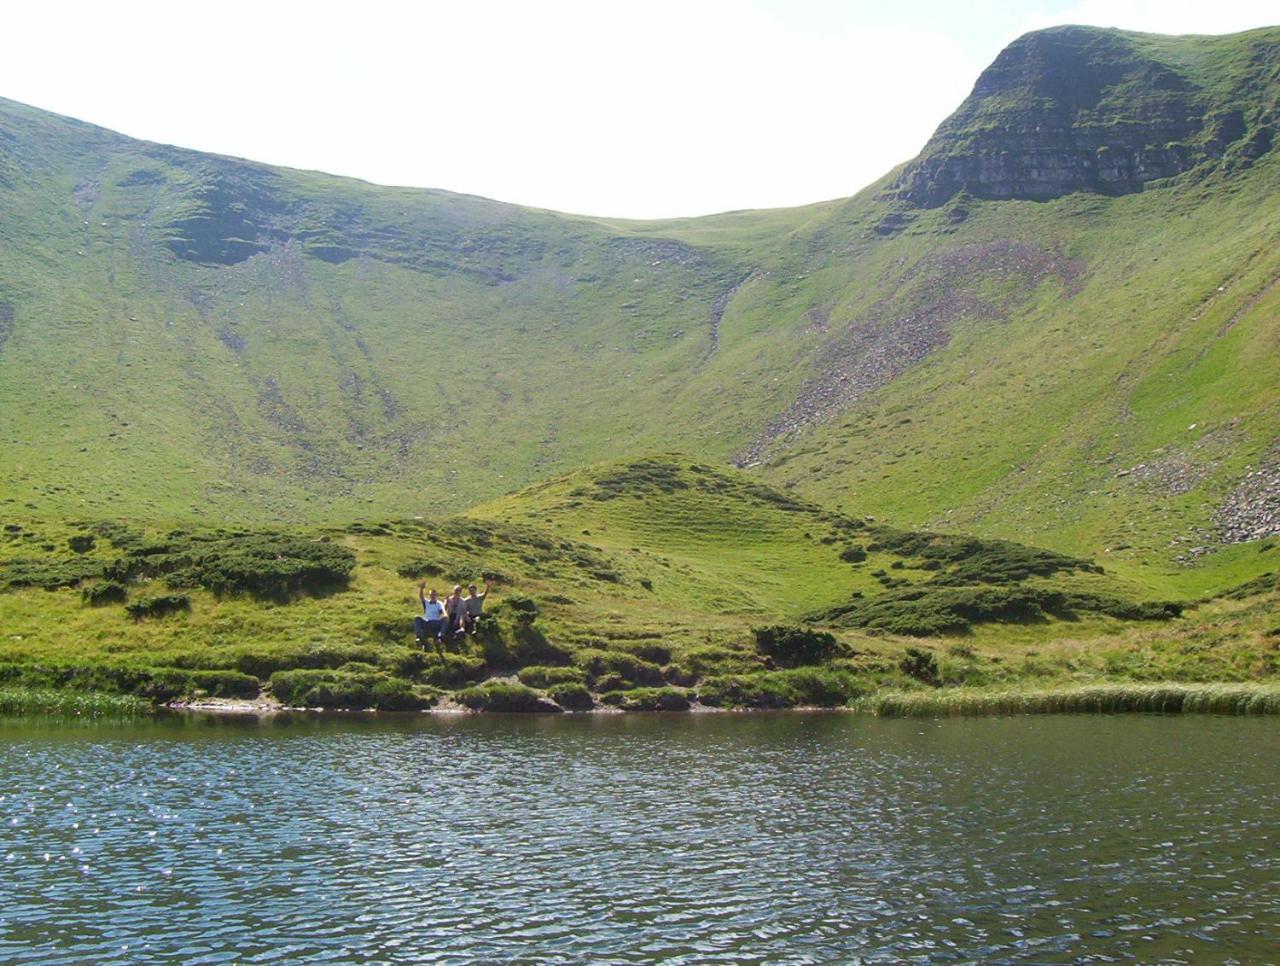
164,682 -> 1280,718
5,682 -> 1278,721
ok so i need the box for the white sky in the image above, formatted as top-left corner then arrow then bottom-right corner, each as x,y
2,0 -> 1276,218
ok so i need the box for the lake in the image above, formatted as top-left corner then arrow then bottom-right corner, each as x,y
0,712 -> 1275,962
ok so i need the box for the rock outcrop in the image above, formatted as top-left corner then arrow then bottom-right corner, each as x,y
895,25 -> 1279,207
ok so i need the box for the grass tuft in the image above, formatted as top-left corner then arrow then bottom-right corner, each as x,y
854,683 -> 1280,717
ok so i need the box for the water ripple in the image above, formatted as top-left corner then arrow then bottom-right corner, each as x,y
0,714 -> 1275,962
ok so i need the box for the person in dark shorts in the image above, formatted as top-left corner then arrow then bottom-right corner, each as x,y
414,582 -> 447,649
462,582 -> 490,635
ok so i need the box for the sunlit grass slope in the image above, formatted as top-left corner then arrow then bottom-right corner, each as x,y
1,24 -> 1279,600
0,456 -> 1276,710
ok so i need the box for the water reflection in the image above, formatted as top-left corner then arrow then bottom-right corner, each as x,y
0,714 -> 1275,962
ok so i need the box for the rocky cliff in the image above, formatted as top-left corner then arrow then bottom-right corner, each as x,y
896,25 -> 1279,207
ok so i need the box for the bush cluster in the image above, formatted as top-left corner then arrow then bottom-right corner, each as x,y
867,528 -> 1101,583
1220,572 -> 1277,601
813,585 -> 1182,637
839,545 -> 867,563
900,647 -> 941,686
752,624 -> 838,667
0,557 -> 107,591
125,595 -> 191,619
67,534 -> 96,554
81,580 -> 127,606
146,533 -> 356,599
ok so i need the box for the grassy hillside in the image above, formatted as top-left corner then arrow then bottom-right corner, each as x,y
0,25 -> 1276,588
0,26 -> 1269,573
1,457 -> 1274,711
1,25 -> 1279,711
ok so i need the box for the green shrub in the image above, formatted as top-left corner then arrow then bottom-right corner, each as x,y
839,545 -> 867,563
228,643 -> 385,679
753,625 -> 838,667
901,647 -> 941,686
574,649 -> 664,686
68,534 -> 96,554
189,669 -> 261,698
454,682 -> 555,712
867,528 -> 1101,583
125,595 -> 191,619
518,665 -> 587,688
0,557 -> 106,591
588,459 -> 690,500
616,687 -> 691,711
548,681 -> 594,711
814,585 -> 1073,636
81,580 -> 127,606
271,668 -> 353,706
120,532 -> 355,600
89,521 -> 144,550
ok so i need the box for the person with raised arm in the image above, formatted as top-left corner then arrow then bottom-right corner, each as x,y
414,582 -> 447,650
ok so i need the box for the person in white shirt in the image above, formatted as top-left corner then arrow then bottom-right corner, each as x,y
414,582 -> 448,649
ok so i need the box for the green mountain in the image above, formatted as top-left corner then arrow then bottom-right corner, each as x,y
2,26 -> 1277,589
1,24 -> 1279,711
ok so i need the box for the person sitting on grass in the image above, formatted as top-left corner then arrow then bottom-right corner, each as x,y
443,584 -> 467,645
462,582 -> 491,635
414,582 -> 447,650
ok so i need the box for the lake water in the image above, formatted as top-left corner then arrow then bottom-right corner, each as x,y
0,712 -> 1275,963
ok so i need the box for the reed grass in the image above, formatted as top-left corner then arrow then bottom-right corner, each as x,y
0,688 -> 151,717
853,683 -> 1280,717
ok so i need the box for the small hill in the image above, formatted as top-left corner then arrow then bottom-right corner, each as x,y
473,455 -> 1183,634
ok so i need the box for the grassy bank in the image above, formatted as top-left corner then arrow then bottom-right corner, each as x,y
0,687 -> 151,717
853,683 -> 1280,717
